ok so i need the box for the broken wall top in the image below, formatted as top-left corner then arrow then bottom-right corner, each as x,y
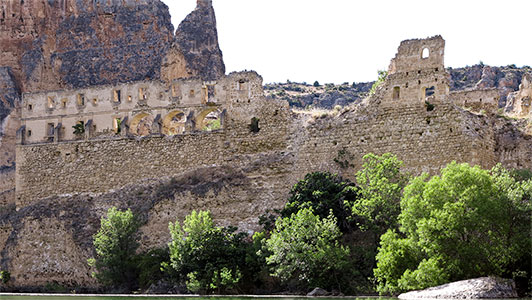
389,35 -> 445,74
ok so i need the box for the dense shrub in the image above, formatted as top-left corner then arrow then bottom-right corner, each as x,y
88,207 -> 140,290
265,207 -> 350,291
167,210 -> 249,294
374,163 -> 532,294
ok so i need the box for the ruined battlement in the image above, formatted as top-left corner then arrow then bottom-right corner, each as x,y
388,35 -> 445,74
18,71 -> 264,145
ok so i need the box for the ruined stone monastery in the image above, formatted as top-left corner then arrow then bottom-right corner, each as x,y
0,0 -> 531,289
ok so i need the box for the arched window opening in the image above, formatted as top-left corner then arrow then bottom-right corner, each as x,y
130,113 -> 153,136
249,117 -> 260,133
422,47 -> 430,59
162,110 -> 186,135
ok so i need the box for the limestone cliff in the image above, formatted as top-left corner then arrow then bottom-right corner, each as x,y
0,0 -> 175,92
162,0 -> 225,82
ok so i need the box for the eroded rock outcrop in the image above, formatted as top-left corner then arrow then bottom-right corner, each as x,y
162,0 -> 225,82
505,73 -> 532,117
398,277 -> 518,299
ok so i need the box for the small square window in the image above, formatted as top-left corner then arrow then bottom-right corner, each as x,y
92,98 -> 98,105
61,98 -> 68,108
27,129 -> 32,137
189,89 -> 195,97
28,104 -> 33,111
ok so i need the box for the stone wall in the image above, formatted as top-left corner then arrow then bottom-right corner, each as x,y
449,88 -> 499,113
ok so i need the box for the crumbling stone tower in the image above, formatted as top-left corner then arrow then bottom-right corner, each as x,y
382,35 -> 449,105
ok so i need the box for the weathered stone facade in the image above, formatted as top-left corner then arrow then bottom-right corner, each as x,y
3,36 -> 532,289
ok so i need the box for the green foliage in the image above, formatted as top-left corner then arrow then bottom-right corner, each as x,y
72,121 -> 85,136
115,118 -> 122,134
136,248 -> 170,290
265,207 -> 350,291
88,207 -> 140,289
313,81 -> 320,87
168,210 -> 248,294
374,162 -> 532,294
369,70 -> 387,96
425,101 -> 435,111
203,119 -> 221,131
352,153 -> 408,235
334,148 -> 355,169
281,171 -> 360,232
0,270 -> 10,284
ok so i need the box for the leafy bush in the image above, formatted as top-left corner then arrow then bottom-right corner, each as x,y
88,207 -> 140,290
0,270 -> 10,284
374,162 -> 532,294
265,207 -> 350,291
72,121 -> 85,136
369,70 -> 387,96
167,210 -> 249,294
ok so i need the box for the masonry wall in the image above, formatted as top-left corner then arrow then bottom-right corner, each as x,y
449,88 -> 499,113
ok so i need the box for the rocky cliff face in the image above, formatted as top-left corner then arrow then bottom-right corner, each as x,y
0,0 -> 175,92
162,0 -> 225,82
448,65 -> 531,107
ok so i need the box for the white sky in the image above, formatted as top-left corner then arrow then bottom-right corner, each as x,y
164,0 -> 532,84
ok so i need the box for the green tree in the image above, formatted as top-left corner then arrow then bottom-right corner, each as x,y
313,81 -> 320,87
88,207 -> 140,290
374,162 -> 532,294
281,172 -> 360,232
265,207 -> 350,291
167,210 -> 248,294
369,70 -> 387,96
352,153 -> 408,235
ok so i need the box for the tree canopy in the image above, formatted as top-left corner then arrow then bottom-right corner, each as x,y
374,162 -> 532,294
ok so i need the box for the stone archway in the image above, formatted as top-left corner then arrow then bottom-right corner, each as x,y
130,112 -> 153,136
196,107 -> 222,131
162,110 -> 187,136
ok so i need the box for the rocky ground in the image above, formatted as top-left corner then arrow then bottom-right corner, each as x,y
266,65 -> 532,110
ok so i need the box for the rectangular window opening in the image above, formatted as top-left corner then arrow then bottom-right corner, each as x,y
47,96 -> 55,109
393,86 -> 400,100
77,93 -> 85,106
139,87 -> 146,100
47,123 -> 55,136
113,90 -> 121,103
